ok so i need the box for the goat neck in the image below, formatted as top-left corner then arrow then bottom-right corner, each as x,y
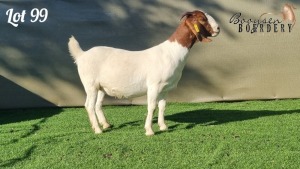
168,21 -> 198,49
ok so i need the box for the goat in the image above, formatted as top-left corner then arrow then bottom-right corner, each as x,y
68,10 -> 220,136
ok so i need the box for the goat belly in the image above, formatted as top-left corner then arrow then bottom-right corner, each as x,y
102,84 -> 147,99
99,69 -> 148,99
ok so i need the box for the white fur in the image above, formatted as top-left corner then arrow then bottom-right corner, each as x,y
206,15 -> 219,36
69,38 -> 188,135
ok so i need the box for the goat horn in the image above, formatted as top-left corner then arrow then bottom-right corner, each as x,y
180,12 -> 194,20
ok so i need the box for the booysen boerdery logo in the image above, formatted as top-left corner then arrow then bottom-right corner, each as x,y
229,3 -> 296,33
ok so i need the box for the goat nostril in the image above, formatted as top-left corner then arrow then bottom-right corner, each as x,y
217,27 -> 220,31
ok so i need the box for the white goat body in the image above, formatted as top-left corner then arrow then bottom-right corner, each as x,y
68,10 -> 219,135
70,40 -> 188,99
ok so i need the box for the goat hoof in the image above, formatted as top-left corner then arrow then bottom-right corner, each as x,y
159,125 -> 168,131
145,130 -> 155,136
94,128 -> 103,134
102,123 -> 111,130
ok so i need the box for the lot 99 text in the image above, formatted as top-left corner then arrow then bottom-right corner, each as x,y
6,8 -> 48,27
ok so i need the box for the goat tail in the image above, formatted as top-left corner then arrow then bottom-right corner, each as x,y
68,36 -> 84,62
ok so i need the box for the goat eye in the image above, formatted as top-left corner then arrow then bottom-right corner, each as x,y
199,18 -> 206,22
199,17 -> 206,21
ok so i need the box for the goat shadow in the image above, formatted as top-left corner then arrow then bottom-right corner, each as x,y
165,108 -> 300,130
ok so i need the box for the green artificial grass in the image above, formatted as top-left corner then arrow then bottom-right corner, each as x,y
1,99 -> 300,168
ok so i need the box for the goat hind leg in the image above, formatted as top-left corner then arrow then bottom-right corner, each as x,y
95,90 -> 110,129
85,89 -> 102,134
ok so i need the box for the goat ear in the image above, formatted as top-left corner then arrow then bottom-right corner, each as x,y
185,19 -> 201,38
186,20 -> 212,43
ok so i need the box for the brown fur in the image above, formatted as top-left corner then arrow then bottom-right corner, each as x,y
169,10 -> 215,48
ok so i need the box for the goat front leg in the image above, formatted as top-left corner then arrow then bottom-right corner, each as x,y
158,95 -> 168,131
85,89 -> 102,134
145,87 -> 159,136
